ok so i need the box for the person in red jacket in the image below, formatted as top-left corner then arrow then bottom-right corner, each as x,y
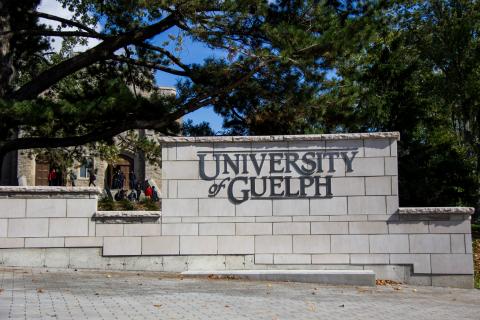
48,168 -> 57,186
145,185 -> 153,198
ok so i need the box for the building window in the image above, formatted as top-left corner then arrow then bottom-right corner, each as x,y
79,159 -> 93,178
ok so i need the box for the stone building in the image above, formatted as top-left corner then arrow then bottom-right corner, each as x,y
0,86 -> 175,190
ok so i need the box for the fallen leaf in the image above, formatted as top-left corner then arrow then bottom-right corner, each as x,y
153,304 -> 162,308
0,288 -> 4,294
37,288 -> 44,293
94,293 -> 99,296
224,305 -> 230,308
267,284 -> 272,287
412,289 -> 417,292
338,304 -> 345,308
106,275 -> 112,278
394,287 -> 401,291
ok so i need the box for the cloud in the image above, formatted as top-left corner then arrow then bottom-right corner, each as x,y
37,0 -> 101,52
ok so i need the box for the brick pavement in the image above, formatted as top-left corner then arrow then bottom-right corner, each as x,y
0,267 -> 478,319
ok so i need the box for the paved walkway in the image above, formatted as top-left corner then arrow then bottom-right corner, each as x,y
0,268 -> 478,319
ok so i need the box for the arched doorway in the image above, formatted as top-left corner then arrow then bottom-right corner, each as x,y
106,154 -> 134,189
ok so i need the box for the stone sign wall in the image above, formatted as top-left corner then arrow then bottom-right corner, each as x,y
0,132 -> 475,288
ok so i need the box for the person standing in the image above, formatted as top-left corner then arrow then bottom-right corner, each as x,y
88,168 -> 96,187
68,170 -> 77,187
129,170 -> 136,190
48,168 -> 57,186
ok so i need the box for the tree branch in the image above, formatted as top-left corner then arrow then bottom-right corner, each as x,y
9,14 -> 178,101
2,29 -> 107,39
34,11 -> 99,34
111,55 -> 188,76
135,42 -> 191,73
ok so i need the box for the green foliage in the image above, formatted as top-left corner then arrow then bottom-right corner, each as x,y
182,119 -> 215,136
139,198 -> 160,211
98,196 -> 115,211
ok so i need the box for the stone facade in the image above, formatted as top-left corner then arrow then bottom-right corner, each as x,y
0,132 -> 475,288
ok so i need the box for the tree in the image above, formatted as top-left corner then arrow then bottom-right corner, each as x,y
0,0 -> 380,179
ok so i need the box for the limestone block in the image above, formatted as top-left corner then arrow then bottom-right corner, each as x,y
163,217 -> 182,223
311,222 -> 348,234
409,234 -> 450,253
386,196 -> 399,214
162,161 -> 198,180
273,222 -> 309,235
68,248 -> 106,269
162,199 -> 198,217
2,248 -> 45,267
0,237 -> 24,248
390,254 -> 431,273
25,237 -> 64,248
103,237 -> 141,256
95,224 -> 123,236
369,235 -> 409,253
364,139 -> 390,157
367,215 -> 394,221
293,235 -> 330,253
44,248 -> 70,268
330,215 -> 368,221
272,199 -> 309,216
431,254 -> 474,274
142,236 -> 179,255
65,237 -> 103,247
8,218 -> 48,237
388,221 -> 429,234
348,196 -> 386,215
236,200 -> 272,216
167,180 -> 178,198
346,157 -> 384,177
66,199 -> 96,217
451,234 -> 466,253
123,224 -> 162,236
311,254 -> 350,264
177,180 -> 214,198
428,220 -> 471,234
350,254 -> 389,264
274,254 -> 311,264
255,235 -> 292,253
255,254 -> 273,264
236,223 -> 272,235
199,198 -> 235,216
365,177 -> 391,196
218,236 -> 254,254
163,256 -> 188,272
465,234 -> 472,254
26,199 -> 66,217
391,176 -> 398,195
390,139 -> 397,156
199,223 -> 235,235
385,157 -> 398,176
176,143 -> 214,160
225,256 -> 245,269
180,236 -> 217,255
88,219 -> 95,236
0,219 -> 6,237
162,223 -> 198,236
330,177 -> 365,196
255,216 -> 291,222
310,197 -> 347,215
49,218 -> 89,237
293,216 -> 329,222
331,235 -> 369,253
431,275 -> 473,289
187,256 -> 226,271
349,222 -> 388,234
326,139 -> 364,156
0,199 -> 26,218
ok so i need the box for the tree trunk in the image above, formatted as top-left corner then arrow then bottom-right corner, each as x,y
0,2 -> 14,97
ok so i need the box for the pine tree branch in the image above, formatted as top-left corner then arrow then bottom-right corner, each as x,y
34,11 -> 99,34
9,14 -> 178,101
110,55 -> 188,76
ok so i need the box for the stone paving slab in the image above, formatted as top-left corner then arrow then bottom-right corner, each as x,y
0,267 -> 478,320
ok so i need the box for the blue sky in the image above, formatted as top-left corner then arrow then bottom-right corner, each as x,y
151,29 -> 225,133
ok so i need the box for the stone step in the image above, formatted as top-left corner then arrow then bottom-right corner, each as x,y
181,269 -> 376,287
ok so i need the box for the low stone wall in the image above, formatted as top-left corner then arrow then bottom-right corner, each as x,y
0,132 -> 475,288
